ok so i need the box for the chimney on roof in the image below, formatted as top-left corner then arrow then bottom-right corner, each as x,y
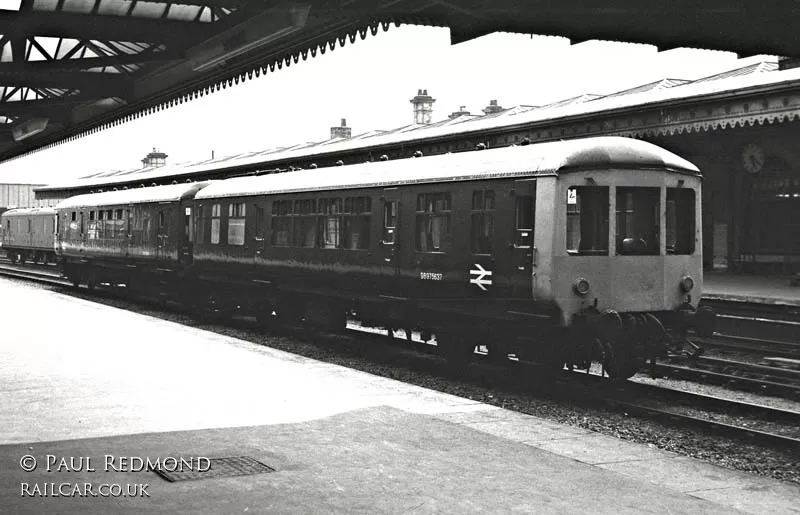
141,147 -> 167,168
482,99 -> 504,115
448,105 -> 471,120
410,89 -> 435,124
330,118 -> 351,139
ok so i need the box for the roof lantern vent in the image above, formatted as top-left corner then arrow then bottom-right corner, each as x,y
331,118 -> 352,139
141,147 -> 168,168
449,105 -> 471,119
482,99 -> 504,115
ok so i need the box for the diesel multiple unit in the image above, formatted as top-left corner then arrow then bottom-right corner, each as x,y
10,137 -> 717,379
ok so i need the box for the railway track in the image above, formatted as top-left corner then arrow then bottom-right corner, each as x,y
699,298 -> 800,344
2,263 -> 799,450
598,381 -> 800,449
655,355 -> 800,399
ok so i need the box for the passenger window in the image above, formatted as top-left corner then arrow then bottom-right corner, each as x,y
227,202 -> 246,246
415,192 -> 451,252
471,190 -> 495,254
514,195 -> 534,249
71,212 -> 76,222
566,186 -> 609,255
90,211 -> 96,221
616,187 -> 660,255
195,205 -> 205,244
343,196 -> 371,250
210,203 -> 221,244
270,200 -> 292,247
293,199 -> 317,248
666,188 -> 696,255
382,201 -> 398,245
318,198 -> 343,249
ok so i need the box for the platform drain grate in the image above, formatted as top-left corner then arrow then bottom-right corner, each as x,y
154,456 -> 275,482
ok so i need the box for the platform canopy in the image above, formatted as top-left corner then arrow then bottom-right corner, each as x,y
1,0 -> 799,165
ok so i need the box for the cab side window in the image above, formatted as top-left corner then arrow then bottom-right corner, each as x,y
666,188 -> 696,255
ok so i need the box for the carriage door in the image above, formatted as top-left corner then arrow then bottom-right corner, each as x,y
156,207 -> 172,261
379,189 -> 401,294
252,202 -> 266,266
510,180 -> 536,298
180,203 -> 194,265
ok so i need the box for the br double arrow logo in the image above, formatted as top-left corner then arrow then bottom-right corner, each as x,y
469,263 -> 493,291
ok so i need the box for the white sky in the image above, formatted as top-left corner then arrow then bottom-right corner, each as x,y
0,25 -> 774,184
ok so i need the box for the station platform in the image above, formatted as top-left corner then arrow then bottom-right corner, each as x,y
703,271 -> 800,306
0,277 -> 797,514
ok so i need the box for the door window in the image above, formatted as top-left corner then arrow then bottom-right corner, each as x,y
566,186 -> 609,255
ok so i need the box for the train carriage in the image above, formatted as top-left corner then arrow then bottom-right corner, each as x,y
55,182 -> 209,290
0,207 -> 57,264
189,136 -> 714,377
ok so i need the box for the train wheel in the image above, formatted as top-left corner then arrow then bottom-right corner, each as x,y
304,300 -> 346,333
601,339 -> 637,380
9,252 -> 18,264
437,332 -> 475,368
275,298 -> 304,326
486,342 -> 509,364
255,303 -> 275,328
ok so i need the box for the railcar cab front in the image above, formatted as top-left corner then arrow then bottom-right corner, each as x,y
545,162 -> 713,378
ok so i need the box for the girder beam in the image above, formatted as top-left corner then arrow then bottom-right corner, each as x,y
0,9 -> 213,45
0,71 -> 132,99
0,51 -> 180,73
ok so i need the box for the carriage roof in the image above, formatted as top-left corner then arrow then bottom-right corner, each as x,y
55,182 -> 210,209
195,136 -> 700,200
1,207 -> 57,217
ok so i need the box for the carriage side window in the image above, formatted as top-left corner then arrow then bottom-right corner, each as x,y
271,200 -> 292,246
514,194 -> 534,249
71,212 -> 76,222
666,188 -> 696,255
471,190 -> 495,254
89,210 -> 96,221
566,186 -> 609,255
616,187 -> 660,255
293,199 -> 317,248
210,203 -> 221,244
227,202 -> 246,246
343,196 -> 371,250
383,201 -> 398,245
319,198 -> 343,249
195,205 -> 205,244
416,192 -> 452,252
